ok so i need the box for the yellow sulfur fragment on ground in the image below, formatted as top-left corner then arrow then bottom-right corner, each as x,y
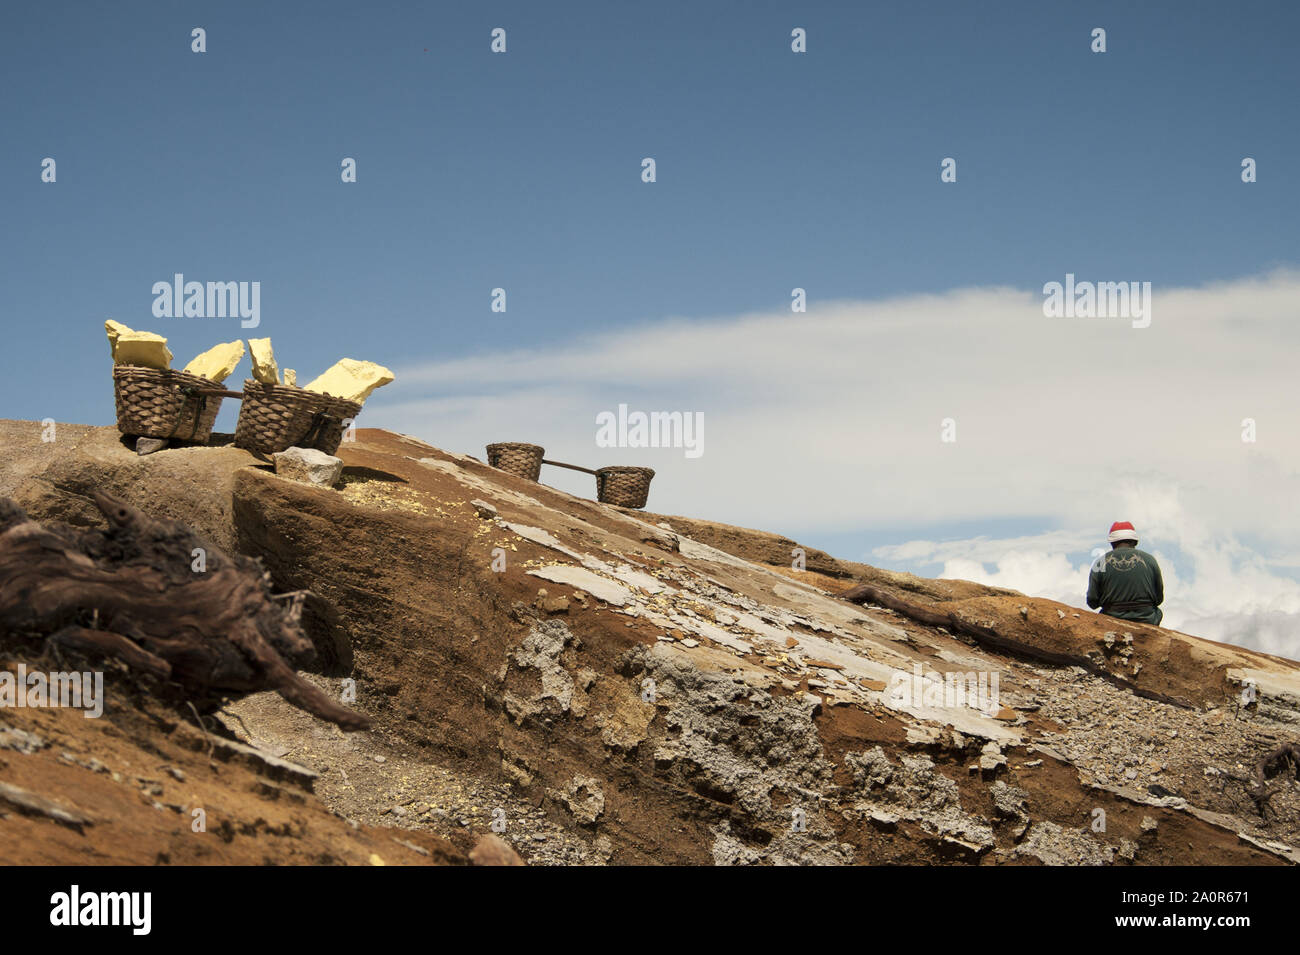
113,330 -> 173,370
283,369 -> 297,387
248,337 -> 280,385
182,340 -> 245,384
303,358 -> 394,404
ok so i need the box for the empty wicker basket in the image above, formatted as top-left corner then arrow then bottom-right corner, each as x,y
486,442 -> 545,481
113,366 -> 225,443
596,466 -> 655,509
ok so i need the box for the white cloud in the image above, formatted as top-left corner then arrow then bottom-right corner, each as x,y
873,484 -> 1300,655
367,270 -> 1300,655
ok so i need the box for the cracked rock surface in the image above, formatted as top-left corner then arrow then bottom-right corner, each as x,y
3,421 -> 1298,865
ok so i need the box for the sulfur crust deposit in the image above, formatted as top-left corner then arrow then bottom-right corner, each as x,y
182,340 -> 246,384
303,358 -> 394,404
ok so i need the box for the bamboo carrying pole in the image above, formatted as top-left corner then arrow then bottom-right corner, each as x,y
542,458 -> 599,476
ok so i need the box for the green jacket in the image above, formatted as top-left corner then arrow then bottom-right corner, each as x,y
1087,547 -> 1164,625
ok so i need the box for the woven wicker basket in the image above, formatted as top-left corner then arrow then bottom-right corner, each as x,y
306,395 -> 363,455
234,380 -> 327,455
112,366 -> 225,443
486,442 -> 545,481
595,466 -> 655,509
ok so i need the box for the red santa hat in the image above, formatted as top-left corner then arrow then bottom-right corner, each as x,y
1107,521 -> 1139,543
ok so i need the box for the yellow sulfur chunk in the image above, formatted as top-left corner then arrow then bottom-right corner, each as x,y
105,320 -> 132,358
113,330 -> 173,370
248,337 -> 280,385
283,369 -> 297,387
303,358 -> 394,404
182,340 -> 246,384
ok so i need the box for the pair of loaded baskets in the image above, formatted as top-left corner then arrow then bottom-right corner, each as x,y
485,441 -> 656,510
112,365 -> 359,455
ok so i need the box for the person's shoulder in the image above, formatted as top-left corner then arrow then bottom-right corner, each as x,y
1135,548 -> 1160,563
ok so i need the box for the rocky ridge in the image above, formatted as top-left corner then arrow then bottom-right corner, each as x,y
1,419 -> 1297,865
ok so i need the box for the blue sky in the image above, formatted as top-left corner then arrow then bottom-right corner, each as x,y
3,2 -> 1298,650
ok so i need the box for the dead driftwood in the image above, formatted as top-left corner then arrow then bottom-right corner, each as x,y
0,491 -> 369,731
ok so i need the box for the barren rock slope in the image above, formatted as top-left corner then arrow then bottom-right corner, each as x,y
2,419 -> 1298,865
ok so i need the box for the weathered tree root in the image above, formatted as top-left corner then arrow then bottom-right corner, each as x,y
46,625 -> 172,680
1256,742 -> 1300,784
1250,742 -> 1300,816
0,491 -> 370,731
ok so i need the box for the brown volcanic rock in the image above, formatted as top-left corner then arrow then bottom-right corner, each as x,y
636,509 -> 848,579
0,696 -> 466,865
2,422 -> 1300,866
471,833 -> 526,866
834,581 -> 1296,711
0,418 -> 252,552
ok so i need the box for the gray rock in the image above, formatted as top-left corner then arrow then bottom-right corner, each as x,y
0,781 -> 93,829
526,565 -> 633,606
637,524 -> 679,552
979,753 -> 1007,775
0,727 -> 46,754
989,781 -> 1029,821
272,446 -> 343,487
868,809 -> 900,828
552,774 -> 605,825
135,437 -> 169,456
846,747 -> 994,850
1014,821 -> 1115,865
